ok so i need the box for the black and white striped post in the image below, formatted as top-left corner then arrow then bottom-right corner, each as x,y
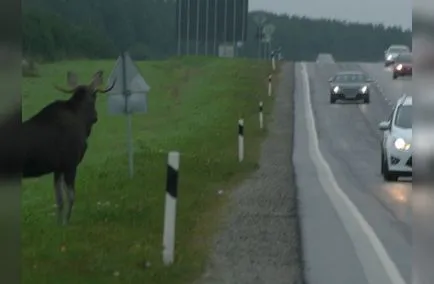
271,51 -> 276,71
268,74 -> 272,96
259,101 -> 263,129
238,119 -> 244,162
162,151 -> 180,266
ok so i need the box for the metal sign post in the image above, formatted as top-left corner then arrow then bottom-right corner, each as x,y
120,53 -> 134,178
263,24 -> 276,60
107,52 -> 150,178
177,0 -> 182,55
253,14 -> 267,59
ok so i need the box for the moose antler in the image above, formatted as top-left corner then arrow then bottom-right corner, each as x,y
97,78 -> 117,93
53,85 -> 75,93
54,78 -> 116,94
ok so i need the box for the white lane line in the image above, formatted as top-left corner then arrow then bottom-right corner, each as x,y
300,62 -> 406,284
360,64 -> 394,107
373,76 -> 392,107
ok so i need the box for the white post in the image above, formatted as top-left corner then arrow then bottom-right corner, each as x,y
259,101 -> 263,129
272,55 -> 276,71
162,151 -> 180,266
268,74 -> 272,96
238,119 -> 244,162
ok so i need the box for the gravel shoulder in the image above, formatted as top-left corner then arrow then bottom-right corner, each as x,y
197,62 -> 304,284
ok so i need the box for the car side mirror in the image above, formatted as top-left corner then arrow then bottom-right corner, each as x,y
378,121 -> 390,131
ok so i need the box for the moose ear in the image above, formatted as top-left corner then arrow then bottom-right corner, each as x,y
90,70 -> 104,89
67,71 -> 78,88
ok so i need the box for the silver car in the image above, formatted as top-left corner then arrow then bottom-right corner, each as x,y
378,94 -> 412,181
384,44 -> 411,67
328,71 -> 373,104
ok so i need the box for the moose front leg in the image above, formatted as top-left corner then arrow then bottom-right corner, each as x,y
53,172 -> 64,225
63,168 -> 77,225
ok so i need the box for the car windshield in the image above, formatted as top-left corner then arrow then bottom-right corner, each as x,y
389,46 -> 410,53
396,54 -> 412,63
394,105 -> 412,128
333,73 -> 367,83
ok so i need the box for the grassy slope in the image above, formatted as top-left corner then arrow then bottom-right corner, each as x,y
22,56 -> 276,284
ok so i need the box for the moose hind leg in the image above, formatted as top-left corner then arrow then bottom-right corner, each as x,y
63,168 -> 77,225
53,172 -> 64,225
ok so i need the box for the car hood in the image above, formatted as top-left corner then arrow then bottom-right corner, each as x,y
386,53 -> 399,59
330,82 -> 369,88
393,127 -> 412,142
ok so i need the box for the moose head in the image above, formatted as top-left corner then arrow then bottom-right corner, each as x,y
54,70 -> 116,134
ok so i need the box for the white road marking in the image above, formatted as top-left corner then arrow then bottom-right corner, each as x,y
365,68 -> 392,109
300,62 -> 407,284
358,103 -> 368,114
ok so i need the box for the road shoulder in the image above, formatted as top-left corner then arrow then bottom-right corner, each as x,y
197,62 -> 304,284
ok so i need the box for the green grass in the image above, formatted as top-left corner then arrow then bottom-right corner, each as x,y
22,56 -> 277,283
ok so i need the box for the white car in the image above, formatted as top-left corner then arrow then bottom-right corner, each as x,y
384,45 -> 411,67
378,95 -> 412,181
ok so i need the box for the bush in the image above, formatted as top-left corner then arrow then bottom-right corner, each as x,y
22,59 -> 39,77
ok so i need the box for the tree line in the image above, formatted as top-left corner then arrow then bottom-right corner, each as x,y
22,0 -> 411,62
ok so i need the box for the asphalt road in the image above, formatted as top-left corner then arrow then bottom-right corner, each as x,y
294,60 -> 413,284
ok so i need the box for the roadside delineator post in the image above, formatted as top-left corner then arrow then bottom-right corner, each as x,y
162,151 -> 180,265
238,119 -> 244,162
268,74 -> 272,96
259,101 -> 264,129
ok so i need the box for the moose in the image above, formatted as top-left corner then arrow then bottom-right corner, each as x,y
22,70 -> 115,225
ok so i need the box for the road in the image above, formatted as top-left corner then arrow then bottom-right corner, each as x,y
293,60 -> 413,283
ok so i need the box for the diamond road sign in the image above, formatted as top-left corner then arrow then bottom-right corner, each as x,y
263,24 -> 275,36
107,52 -> 149,114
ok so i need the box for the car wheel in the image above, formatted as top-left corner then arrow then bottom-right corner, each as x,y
330,96 -> 336,104
364,96 -> 370,104
381,150 -> 385,174
381,152 -> 399,182
393,73 -> 398,79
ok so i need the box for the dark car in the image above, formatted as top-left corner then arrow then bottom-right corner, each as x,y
328,71 -> 373,104
384,45 -> 411,67
393,52 -> 412,79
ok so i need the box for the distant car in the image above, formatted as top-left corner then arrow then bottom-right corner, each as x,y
392,52 -> 413,79
328,71 -> 373,104
378,94 -> 412,181
384,45 -> 411,67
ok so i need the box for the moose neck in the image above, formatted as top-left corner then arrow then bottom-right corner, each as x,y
65,89 -> 98,132
66,93 -> 86,112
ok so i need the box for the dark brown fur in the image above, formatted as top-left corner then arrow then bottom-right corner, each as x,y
21,70 -> 115,225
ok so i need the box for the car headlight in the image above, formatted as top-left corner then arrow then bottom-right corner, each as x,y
387,54 -> 393,60
333,86 -> 340,93
394,138 -> 411,150
396,64 -> 403,71
360,86 -> 368,93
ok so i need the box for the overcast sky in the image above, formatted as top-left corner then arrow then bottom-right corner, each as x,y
248,0 -> 412,30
